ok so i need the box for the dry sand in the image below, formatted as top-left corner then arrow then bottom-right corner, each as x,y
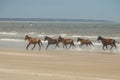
0,49 -> 120,80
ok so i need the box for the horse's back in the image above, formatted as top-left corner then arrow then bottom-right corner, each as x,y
80,39 -> 91,44
64,38 -> 73,43
103,38 -> 115,44
29,38 -> 40,43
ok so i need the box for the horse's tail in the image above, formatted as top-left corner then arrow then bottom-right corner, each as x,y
40,41 -> 44,47
113,40 -> 117,48
39,40 -> 44,47
90,42 -> 94,46
72,40 -> 76,47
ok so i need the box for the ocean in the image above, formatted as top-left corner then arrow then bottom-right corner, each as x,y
0,21 -> 120,53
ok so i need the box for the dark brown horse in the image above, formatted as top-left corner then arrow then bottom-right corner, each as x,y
44,36 -> 59,50
58,36 -> 75,49
25,35 -> 43,50
77,38 -> 93,47
97,36 -> 117,50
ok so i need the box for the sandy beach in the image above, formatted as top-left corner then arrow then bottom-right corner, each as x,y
0,49 -> 120,80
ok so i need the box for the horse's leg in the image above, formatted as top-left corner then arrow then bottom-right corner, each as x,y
70,42 -> 73,48
79,44 -> 81,48
106,45 -> 108,50
32,44 -> 36,50
90,42 -> 94,46
55,44 -> 57,48
26,43 -> 30,50
63,44 -> 65,48
55,43 -> 59,48
72,43 -> 76,48
69,44 -> 72,48
69,44 -> 74,49
65,44 -> 68,49
113,43 -> 117,49
86,44 -> 88,47
63,43 -> 66,48
38,43 -> 41,51
80,44 -> 82,48
46,44 -> 50,50
110,44 -> 113,50
57,43 -> 60,48
102,45 -> 105,50
40,42 -> 44,47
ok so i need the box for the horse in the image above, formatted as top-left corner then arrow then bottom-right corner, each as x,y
44,36 -> 59,50
25,35 -> 43,50
77,38 -> 93,47
58,36 -> 75,49
97,36 -> 117,50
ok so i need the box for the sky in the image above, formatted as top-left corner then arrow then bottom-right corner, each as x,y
0,0 -> 120,22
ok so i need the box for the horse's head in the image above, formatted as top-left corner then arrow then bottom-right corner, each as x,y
77,38 -> 83,42
25,35 -> 29,40
77,38 -> 79,42
97,36 -> 102,41
58,36 -> 63,42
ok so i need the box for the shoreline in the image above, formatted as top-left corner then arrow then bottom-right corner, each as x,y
0,39 -> 120,54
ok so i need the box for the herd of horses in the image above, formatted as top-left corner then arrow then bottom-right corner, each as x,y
25,35 -> 117,51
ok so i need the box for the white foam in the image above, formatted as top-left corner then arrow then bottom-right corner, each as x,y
0,32 -> 17,35
74,41 -> 101,46
0,38 -> 24,42
60,33 -> 67,37
43,34 -> 57,37
72,35 -> 97,39
28,32 -> 35,35
38,34 -> 46,37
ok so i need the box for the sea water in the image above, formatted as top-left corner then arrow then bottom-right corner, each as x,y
0,21 -> 120,53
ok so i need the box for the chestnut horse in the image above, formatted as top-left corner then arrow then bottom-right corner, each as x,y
77,38 -> 93,47
97,36 -> 117,50
25,35 -> 43,50
44,36 -> 59,50
58,36 -> 75,49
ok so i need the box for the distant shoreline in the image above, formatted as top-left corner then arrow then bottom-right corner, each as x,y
0,18 -> 113,23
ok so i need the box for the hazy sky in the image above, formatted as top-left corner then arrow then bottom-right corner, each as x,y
0,0 -> 120,22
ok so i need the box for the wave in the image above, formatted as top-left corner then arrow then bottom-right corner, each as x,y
25,32 -> 35,35
0,31 -> 120,45
0,31 -> 120,39
0,38 -> 120,53
0,32 -> 17,35
0,38 -> 24,42
0,38 -> 48,44
72,35 -> 97,39
0,37 -> 101,46
38,34 -> 57,38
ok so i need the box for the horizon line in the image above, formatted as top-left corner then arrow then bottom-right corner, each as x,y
0,17 -> 114,23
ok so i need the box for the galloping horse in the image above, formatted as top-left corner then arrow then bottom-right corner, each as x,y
97,36 -> 117,50
25,35 -> 43,50
58,36 -> 75,49
44,36 -> 59,50
77,38 -> 93,47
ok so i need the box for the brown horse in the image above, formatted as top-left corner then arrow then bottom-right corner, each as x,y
97,36 -> 117,50
25,35 -> 43,50
58,36 -> 75,49
44,36 -> 59,50
77,38 -> 93,47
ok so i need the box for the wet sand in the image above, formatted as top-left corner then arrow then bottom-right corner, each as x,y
0,49 -> 120,80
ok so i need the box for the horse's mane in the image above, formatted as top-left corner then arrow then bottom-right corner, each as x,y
99,36 -> 106,40
59,36 -> 64,39
46,36 -> 55,40
78,38 -> 84,41
25,35 -> 32,39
